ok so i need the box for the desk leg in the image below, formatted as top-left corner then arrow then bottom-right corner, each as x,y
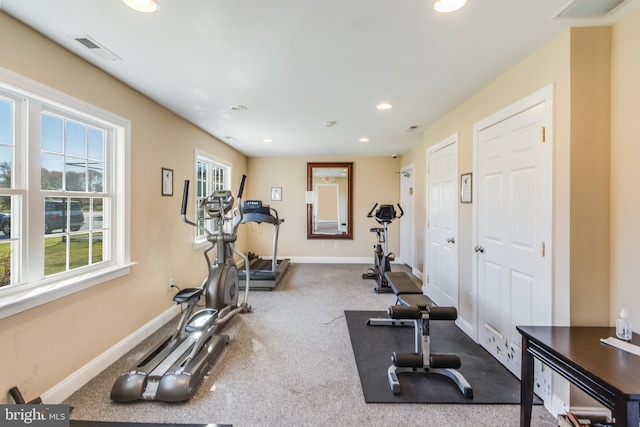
615,398 -> 639,427
520,335 -> 534,427
627,400 -> 639,427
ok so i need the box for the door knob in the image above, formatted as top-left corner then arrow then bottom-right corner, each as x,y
447,238 -> 455,244
474,246 -> 485,253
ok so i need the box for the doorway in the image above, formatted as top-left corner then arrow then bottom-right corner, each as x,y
400,164 -> 414,269
473,85 -> 553,404
425,135 -> 459,309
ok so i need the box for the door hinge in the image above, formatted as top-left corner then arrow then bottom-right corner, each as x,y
428,165 -> 431,174
541,126 -> 546,143
426,275 -> 430,284
541,241 -> 545,257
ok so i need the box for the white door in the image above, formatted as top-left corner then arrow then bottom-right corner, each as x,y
425,137 -> 458,309
476,101 -> 551,382
400,165 -> 414,268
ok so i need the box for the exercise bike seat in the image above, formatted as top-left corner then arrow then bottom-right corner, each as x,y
173,287 -> 203,304
370,227 -> 384,233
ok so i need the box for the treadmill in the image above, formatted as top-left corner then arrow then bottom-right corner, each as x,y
238,200 -> 290,290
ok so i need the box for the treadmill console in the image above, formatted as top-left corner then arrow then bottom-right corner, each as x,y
241,200 -> 279,224
242,200 -> 270,214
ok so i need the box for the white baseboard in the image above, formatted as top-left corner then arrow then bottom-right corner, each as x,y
42,304 -> 180,403
288,256 -> 371,264
456,315 -> 475,340
286,257 -> 416,266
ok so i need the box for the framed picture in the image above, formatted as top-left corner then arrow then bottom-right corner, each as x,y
460,173 -> 472,203
271,187 -> 282,201
162,167 -> 173,196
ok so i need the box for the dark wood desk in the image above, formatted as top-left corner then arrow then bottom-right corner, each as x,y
517,326 -> 640,427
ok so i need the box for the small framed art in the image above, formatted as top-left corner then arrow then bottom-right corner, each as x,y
460,173 -> 472,203
162,167 -> 173,196
271,187 -> 282,201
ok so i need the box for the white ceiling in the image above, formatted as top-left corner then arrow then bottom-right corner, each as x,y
1,0 -> 638,157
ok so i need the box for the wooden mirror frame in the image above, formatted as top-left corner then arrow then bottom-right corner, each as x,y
307,162 -> 353,239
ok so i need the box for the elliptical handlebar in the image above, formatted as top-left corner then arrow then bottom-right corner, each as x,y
181,180 -> 209,235
237,174 -> 246,199
232,175 -> 247,232
181,180 -> 190,216
397,204 -> 404,219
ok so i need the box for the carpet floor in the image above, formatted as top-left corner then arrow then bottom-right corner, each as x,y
64,263 -> 557,427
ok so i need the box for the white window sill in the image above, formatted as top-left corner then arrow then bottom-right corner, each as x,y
0,262 -> 137,320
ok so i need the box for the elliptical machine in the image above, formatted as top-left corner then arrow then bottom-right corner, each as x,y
362,203 -> 403,293
110,176 -> 251,403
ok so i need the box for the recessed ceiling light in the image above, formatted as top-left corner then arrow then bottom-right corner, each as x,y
434,0 -> 468,13
323,121 -> 338,127
262,139 -> 272,143
376,103 -> 393,110
229,105 -> 248,111
359,138 -> 370,143
123,0 -> 160,13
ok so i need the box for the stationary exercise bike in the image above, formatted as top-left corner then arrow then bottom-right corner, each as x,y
362,203 -> 403,293
110,176 -> 251,403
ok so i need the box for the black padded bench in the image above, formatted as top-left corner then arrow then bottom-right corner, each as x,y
384,271 -> 434,309
384,271 -> 422,294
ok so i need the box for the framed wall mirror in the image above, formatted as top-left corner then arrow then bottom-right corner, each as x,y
307,162 -> 353,239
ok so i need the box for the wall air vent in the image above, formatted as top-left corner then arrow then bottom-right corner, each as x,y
70,35 -> 121,61
553,0 -> 630,19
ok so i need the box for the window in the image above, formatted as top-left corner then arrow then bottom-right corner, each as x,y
194,150 -> 230,244
0,68 -> 131,319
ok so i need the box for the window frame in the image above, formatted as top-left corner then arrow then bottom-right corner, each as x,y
193,149 -> 231,247
0,66 -> 133,320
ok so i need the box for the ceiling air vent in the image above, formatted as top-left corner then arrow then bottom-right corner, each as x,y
406,125 -> 421,132
70,35 -> 121,61
553,0 -> 630,19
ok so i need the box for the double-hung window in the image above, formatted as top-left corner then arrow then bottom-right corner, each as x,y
0,69 -> 131,319
194,150 -> 230,244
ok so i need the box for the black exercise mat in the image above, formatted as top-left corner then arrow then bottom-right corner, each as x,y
346,310 -> 539,404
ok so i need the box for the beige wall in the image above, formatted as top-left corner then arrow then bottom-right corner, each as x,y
610,10 -> 640,329
245,156 -> 402,259
0,12 -> 248,402
569,27 -> 611,327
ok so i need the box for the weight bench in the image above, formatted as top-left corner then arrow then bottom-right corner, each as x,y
386,305 -> 473,397
367,271 -> 432,327
367,271 -> 473,397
